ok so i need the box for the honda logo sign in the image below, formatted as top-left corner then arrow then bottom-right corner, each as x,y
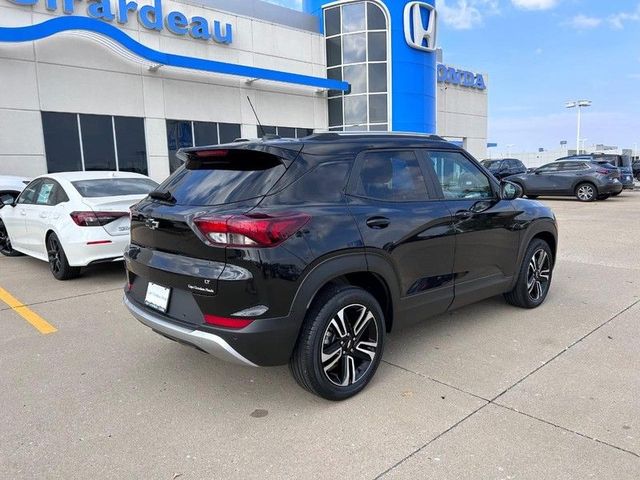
404,2 -> 437,52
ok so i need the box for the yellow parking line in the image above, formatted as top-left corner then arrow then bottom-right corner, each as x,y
0,287 -> 57,334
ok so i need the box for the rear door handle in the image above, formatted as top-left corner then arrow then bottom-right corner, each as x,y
455,210 -> 473,220
39,212 -> 48,219
366,216 -> 390,229
19,209 -> 27,216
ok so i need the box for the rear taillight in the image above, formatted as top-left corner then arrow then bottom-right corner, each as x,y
70,211 -> 128,227
204,314 -> 253,329
193,212 -> 310,248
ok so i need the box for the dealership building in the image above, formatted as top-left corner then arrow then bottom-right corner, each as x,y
0,0 -> 488,182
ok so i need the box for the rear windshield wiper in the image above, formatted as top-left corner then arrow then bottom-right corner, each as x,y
149,190 -> 176,203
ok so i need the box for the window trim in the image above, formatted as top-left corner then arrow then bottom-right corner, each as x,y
346,148 -> 435,203
420,149 -> 500,201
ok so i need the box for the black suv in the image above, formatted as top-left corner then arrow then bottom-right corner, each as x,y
124,133 -> 557,400
481,158 -> 527,180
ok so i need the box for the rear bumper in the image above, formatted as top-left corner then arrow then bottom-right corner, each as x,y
599,182 -> 623,194
65,235 -> 128,266
124,295 -> 258,367
124,292 -> 302,366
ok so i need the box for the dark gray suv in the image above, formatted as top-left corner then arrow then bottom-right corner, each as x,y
507,159 -> 622,201
556,154 -> 634,194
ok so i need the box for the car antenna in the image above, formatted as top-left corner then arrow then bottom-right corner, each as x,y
247,96 -> 266,138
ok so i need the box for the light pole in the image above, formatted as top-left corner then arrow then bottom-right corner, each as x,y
565,100 -> 591,154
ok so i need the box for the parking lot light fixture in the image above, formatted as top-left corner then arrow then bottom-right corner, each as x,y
565,100 -> 592,154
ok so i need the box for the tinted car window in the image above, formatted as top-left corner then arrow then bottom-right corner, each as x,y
354,151 -> 429,202
428,151 -> 493,200
156,154 -> 286,206
72,178 -> 158,198
537,163 -> 560,173
35,180 -> 56,205
485,160 -> 502,171
16,180 -> 42,205
508,160 -> 525,169
558,162 -> 585,171
271,162 -> 351,205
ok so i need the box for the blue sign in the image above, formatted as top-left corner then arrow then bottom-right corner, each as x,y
0,16 -> 349,92
304,0 -> 438,134
7,0 -> 233,44
437,64 -> 486,90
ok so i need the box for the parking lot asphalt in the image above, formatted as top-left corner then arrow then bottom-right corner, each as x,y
1,193 -> 639,479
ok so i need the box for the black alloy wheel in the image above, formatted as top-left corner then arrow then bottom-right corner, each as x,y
320,304 -> 379,387
0,220 -> 22,257
290,286 -> 385,400
46,233 -> 81,280
526,248 -> 551,302
504,238 -> 554,309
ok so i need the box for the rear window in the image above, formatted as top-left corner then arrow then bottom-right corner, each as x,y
72,178 -> 158,197
155,152 -> 286,206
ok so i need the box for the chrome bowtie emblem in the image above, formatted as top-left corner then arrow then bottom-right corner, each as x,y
145,218 -> 160,230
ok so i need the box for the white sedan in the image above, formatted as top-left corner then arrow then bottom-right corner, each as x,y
0,171 -> 158,280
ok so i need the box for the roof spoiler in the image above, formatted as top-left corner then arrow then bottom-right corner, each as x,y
177,142 -> 303,169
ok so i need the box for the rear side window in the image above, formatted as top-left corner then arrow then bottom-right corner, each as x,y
558,162 -> 585,171
272,161 -> 350,204
156,152 -> 287,206
354,151 -> 429,202
36,181 -> 55,205
72,178 -> 158,197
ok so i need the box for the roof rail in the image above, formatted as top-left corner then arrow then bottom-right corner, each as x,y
309,131 -> 446,140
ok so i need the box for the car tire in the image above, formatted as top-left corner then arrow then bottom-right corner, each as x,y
0,219 -> 23,257
504,238 -> 553,309
575,182 -> 597,202
46,232 -> 81,280
290,285 -> 385,401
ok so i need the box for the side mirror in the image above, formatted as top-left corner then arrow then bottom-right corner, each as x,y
501,181 -> 523,200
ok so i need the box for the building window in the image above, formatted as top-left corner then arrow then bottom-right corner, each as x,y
324,1 -> 389,132
166,120 -> 241,173
41,112 -> 148,175
261,126 -> 314,138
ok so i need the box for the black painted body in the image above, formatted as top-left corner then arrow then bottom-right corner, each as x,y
125,134 -> 557,366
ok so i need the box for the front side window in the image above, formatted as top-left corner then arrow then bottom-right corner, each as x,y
17,180 -> 43,205
355,151 -> 429,202
428,151 -> 493,200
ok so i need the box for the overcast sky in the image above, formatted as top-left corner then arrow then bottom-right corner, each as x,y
264,0 -> 640,152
